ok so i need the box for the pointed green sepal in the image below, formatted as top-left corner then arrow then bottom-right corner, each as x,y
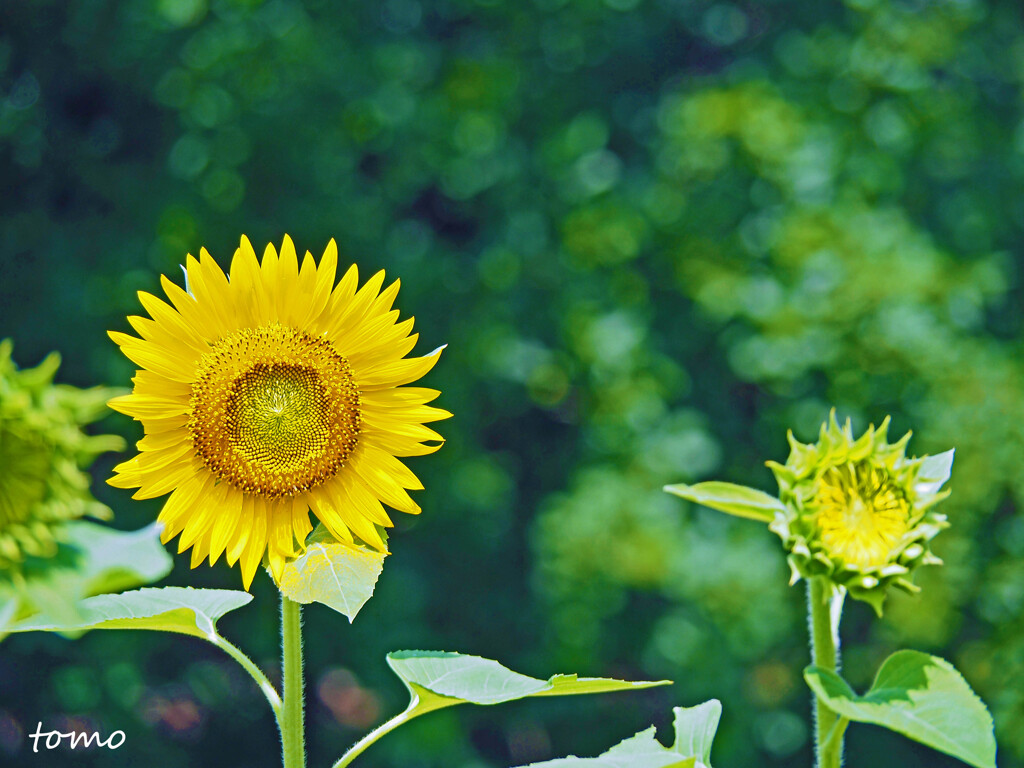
663,482 -> 784,523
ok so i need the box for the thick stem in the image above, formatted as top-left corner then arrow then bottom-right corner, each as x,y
281,595 -> 306,768
808,577 -> 845,768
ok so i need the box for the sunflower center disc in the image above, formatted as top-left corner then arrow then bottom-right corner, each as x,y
814,461 -> 911,569
188,324 -> 361,497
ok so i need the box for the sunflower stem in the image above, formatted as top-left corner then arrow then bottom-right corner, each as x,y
331,706 -> 418,768
808,577 -> 845,768
281,594 -> 306,768
209,634 -> 282,722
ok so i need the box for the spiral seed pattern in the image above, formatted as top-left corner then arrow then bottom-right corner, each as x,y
188,323 -> 361,497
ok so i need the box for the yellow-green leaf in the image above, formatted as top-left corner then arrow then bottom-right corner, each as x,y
9,587 -> 251,639
276,525 -> 386,622
663,481 -> 784,522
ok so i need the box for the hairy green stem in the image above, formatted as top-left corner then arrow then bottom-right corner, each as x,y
331,707 -> 417,768
209,634 -> 282,723
808,577 -> 845,768
332,691 -> 455,767
281,595 -> 306,768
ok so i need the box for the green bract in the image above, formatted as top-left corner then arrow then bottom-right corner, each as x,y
0,340 -> 125,569
666,411 -> 954,615
768,412 -> 951,614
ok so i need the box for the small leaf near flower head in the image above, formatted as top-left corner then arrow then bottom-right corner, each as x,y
275,524 -> 386,622
663,482 -> 784,523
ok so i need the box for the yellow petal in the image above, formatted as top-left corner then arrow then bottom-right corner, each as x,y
191,527 -> 213,569
107,333 -> 195,383
291,497 -> 313,549
131,455 -> 199,500
137,290 -> 209,349
225,495 -> 255,566
158,476 -> 209,542
261,241 -> 280,319
229,236 -> 271,325
266,498 -> 297,577
356,346 -> 445,390
348,444 -> 422,513
209,486 -> 244,565
240,498 -> 268,589
108,393 -> 188,419
336,471 -> 396,526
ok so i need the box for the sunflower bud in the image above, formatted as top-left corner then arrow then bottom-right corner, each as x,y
767,411 -> 951,615
0,340 -> 125,570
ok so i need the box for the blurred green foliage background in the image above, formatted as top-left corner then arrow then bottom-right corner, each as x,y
2,0 -> 1023,766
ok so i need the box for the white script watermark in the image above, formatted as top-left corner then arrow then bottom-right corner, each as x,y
29,722 -> 125,752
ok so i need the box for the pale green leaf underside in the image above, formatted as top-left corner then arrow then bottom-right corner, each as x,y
387,651 -> 670,710
672,700 -> 722,766
515,701 -> 722,768
8,587 -> 252,639
915,449 -> 955,495
805,650 -> 996,768
1,521 -> 173,631
64,520 -> 174,595
663,481 -> 783,522
276,526 -> 386,622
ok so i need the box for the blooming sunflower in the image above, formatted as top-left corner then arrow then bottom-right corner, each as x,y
107,236 -> 450,589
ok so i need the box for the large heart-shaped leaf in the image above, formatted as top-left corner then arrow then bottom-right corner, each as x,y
663,482 -> 784,522
514,701 -> 722,768
805,650 -> 996,768
9,587 -> 252,639
276,525 -> 386,622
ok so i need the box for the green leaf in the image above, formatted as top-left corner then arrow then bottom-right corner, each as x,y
805,650 -> 996,768
276,525 -> 386,622
663,481 -> 784,522
8,586 -> 252,639
671,700 -> 722,767
0,598 -> 17,638
387,651 -> 669,713
1,522 -> 173,629
331,652 -> 673,768
63,520 -> 173,595
514,701 -> 722,768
